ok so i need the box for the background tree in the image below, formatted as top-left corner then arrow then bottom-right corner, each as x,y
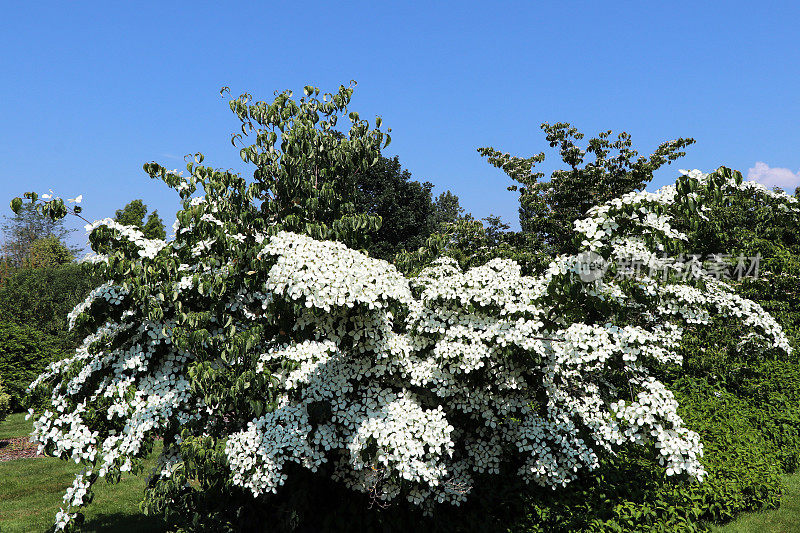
1,201 -> 76,266
0,262 -> 100,340
352,155 -> 465,261
479,123 -> 695,256
114,199 -> 166,239
431,190 -> 466,229
353,155 -> 437,260
23,236 -> 73,269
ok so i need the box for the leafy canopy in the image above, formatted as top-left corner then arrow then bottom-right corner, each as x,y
353,155 -> 464,261
115,199 -> 166,240
479,123 -> 695,255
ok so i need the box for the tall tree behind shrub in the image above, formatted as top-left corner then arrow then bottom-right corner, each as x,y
479,123 -> 695,256
353,155 -> 465,260
114,199 -> 167,239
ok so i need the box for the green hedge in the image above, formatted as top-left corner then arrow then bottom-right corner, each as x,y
0,262 -> 99,341
0,376 -> 9,422
0,321 -> 64,412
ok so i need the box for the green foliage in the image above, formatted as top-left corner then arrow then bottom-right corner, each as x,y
480,123 -> 694,255
114,199 -> 148,228
115,199 -> 167,240
353,155 -> 439,260
151,82 -> 391,251
432,190 -> 466,229
403,124 -> 694,276
23,236 -> 73,268
679,176 -> 800,342
2,201 -> 77,266
0,376 -> 10,422
0,262 -> 100,339
396,215 -> 550,277
352,155 -> 466,262
0,321 -> 63,411
143,211 -> 166,240
712,471 -> 800,532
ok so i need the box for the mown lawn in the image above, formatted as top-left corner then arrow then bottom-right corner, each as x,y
0,412 -> 35,440
0,413 -> 166,532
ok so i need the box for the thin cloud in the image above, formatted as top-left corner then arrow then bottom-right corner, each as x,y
747,161 -> 800,190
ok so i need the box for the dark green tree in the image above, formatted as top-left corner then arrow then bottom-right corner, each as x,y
115,199 -> 167,239
143,211 -> 166,240
479,123 -> 695,255
353,155 -> 442,260
431,190 -> 466,229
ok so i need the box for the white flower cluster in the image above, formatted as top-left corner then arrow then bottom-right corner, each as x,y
260,232 -> 413,311
34,169 -> 795,530
83,218 -> 167,259
66,282 -> 127,330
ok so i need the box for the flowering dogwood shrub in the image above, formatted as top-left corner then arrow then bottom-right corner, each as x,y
17,161 -> 796,531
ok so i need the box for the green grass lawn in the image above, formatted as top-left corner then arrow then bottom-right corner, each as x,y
0,413 -> 167,533
0,411 -> 36,440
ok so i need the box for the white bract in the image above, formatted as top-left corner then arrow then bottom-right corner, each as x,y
30,170 -> 793,529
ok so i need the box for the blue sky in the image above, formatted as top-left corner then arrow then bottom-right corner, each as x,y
1,1 -> 799,250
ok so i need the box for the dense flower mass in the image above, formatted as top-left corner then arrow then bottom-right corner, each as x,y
27,168 -> 794,529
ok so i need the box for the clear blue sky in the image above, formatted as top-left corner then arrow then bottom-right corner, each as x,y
1,1 -> 799,250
